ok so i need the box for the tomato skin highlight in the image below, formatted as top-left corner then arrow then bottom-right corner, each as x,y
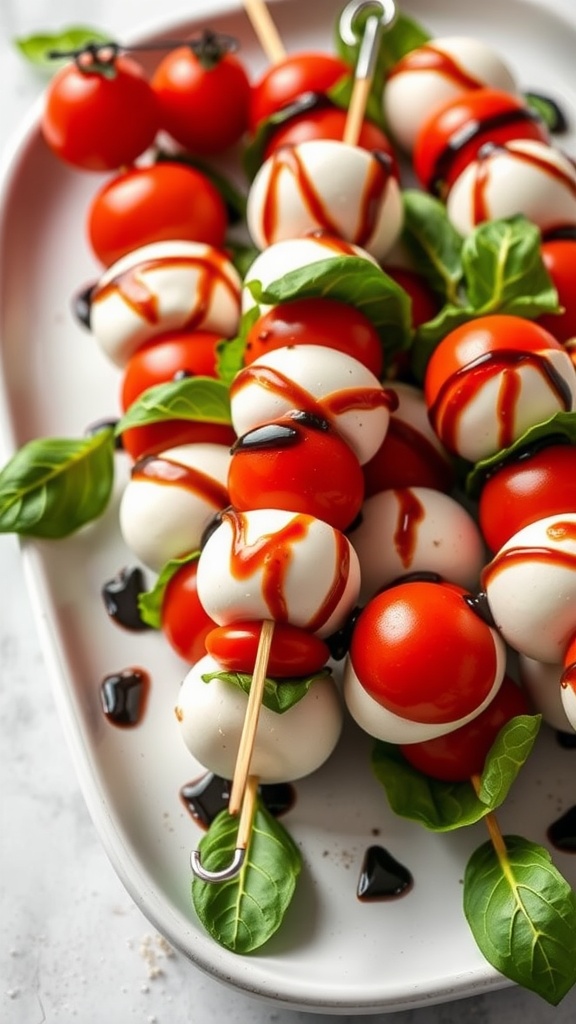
400,674 -> 530,781
249,53 -> 351,132
205,621 -> 330,676
151,44 -> 251,154
42,55 -> 159,172
478,444 -> 576,553
86,162 -> 228,266
161,560 -> 216,664
244,298 -> 384,377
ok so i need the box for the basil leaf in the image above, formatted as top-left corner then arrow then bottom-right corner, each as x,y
410,305 -> 475,383
256,256 -> 412,363
327,72 -> 386,130
476,715 -> 541,808
524,91 -> 568,134
202,668 -> 331,713
216,310 -> 259,385
15,27 -> 110,69
401,190 -> 464,303
464,835 -> 576,1004
335,11 -> 430,78
115,377 -> 231,434
0,429 -> 115,538
226,242 -> 260,281
138,551 -> 200,629
466,411 -> 576,498
192,799 -> 302,953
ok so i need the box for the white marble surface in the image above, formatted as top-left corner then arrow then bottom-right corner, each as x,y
1,1 -> 576,1022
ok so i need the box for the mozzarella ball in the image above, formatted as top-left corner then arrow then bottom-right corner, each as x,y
175,653 -> 343,783
483,513 -> 576,663
246,139 -> 403,261
349,487 -> 486,603
119,442 -> 231,572
90,240 -> 241,366
230,344 -> 391,465
447,139 -> 576,236
561,672 -> 576,731
517,655 -> 575,732
196,507 -> 361,638
241,235 -> 379,316
383,37 -> 517,152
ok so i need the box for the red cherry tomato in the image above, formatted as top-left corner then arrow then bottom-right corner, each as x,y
161,560 -> 216,663
227,412 -> 365,532
537,238 -> 576,344
350,581 -> 500,723
42,53 -> 159,172
249,53 -> 351,133
478,443 -> 576,552
362,414 -> 455,496
244,297 -> 384,377
205,621 -> 330,677
264,107 -> 398,170
384,267 -> 440,329
120,329 -> 236,460
151,37 -> 251,154
400,674 -> 530,781
413,88 -> 549,195
87,162 -> 228,266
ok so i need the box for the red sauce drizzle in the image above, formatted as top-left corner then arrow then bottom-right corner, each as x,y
472,142 -> 576,224
482,523 -> 576,592
132,455 -> 229,509
429,349 -> 573,453
393,489 -> 426,568
221,507 -> 350,632
387,44 -> 484,89
92,254 -> 239,330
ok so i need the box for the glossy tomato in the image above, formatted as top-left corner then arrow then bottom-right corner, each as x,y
537,238 -> 576,345
161,560 -> 215,663
151,36 -> 251,154
87,161 -> 228,266
478,443 -> 576,552
249,52 -> 351,132
120,329 -> 235,459
400,674 -> 529,781
42,53 -> 159,172
205,621 -> 330,677
244,297 -> 384,377
384,267 -> 439,329
227,411 -> 364,532
263,106 -> 398,169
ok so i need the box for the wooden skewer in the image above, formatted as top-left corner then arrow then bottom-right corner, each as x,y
342,3 -> 386,146
228,617 -> 276,816
243,0 -> 286,64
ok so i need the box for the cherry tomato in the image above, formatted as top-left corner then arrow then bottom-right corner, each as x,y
87,162 -> 228,266
263,106 -> 398,170
413,88 -> 549,196
120,329 -> 235,460
151,36 -> 251,154
161,560 -> 216,663
478,443 -> 576,553
42,53 -> 159,172
362,413 -> 455,496
350,580 -> 501,723
400,674 -> 529,781
227,411 -> 365,533
537,238 -> 576,344
205,621 -> 330,677
384,267 -> 440,329
249,53 -> 351,133
244,297 -> 384,377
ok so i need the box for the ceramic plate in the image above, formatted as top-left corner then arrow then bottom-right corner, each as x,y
0,0 -> 575,1013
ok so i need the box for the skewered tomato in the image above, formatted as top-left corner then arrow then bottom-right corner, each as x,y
205,621 -> 330,677
537,237 -> 576,345
263,106 -> 398,169
161,559 -> 216,663
249,52 -> 351,132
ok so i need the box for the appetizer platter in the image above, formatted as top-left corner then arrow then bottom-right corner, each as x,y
1,0 -> 576,1013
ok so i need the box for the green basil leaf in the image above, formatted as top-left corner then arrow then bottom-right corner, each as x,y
410,304 -> 476,383
524,92 -> 568,134
215,309 -> 260,385
115,377 -> 231,434
476,715 -> 541,808
0,429 -> 115,538
464,835 -> 576,1004
226,242 -> 260,281
335,11 -> 430,79
327,73 -> 386,130
466,410 -> 576,498
137,551 -> 200,629
242,96 -> 322,181
192,799 -> 302,953
257,256 -> 412,363
401,190 -> 464,303
201,668 -> 331,713
15,27 -> 110,69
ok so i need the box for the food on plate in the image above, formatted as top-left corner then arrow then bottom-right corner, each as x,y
248,50 -> 350,132
517,655 -> 576,733
537,236 -> 576,345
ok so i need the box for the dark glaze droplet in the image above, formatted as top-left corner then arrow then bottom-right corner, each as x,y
180,772 -> 295,828
557,730 -> 576,749
100,668 -> 149,726
232,420 -> 299,453
72,283 -> 95,329
463,590 -> 496,628
547,805 -> 576,853
200,506 -> 232,549
544,225 -> 576,242
84,417 -> 124,450
325,605 -> 363,661
357,845 -> 414,900
173,369 -> 194,381
102,566 -> 151,631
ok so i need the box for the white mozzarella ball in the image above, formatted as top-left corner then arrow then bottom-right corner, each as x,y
230,344 -> 390,465
343,647 -> 504,744
90,240 -> 242,366
349,487 -> 486,603
447,139 -> 576,236
383,36 -> 517,152
241,235 -> 379,316
119,442 -> 231,572
483,513 -> 576,663
561,672 -> 576,731
518,655 -> 575,732
196,507 -> 360,638
175,653 -> 343,783
246,139 -> 403,262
